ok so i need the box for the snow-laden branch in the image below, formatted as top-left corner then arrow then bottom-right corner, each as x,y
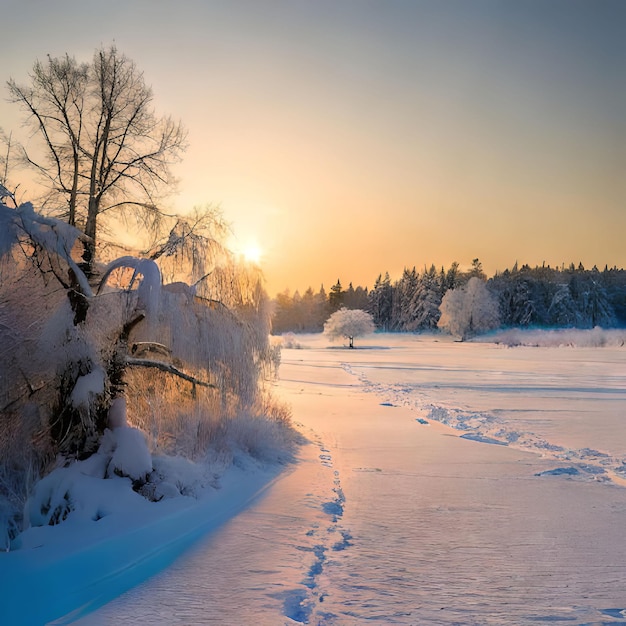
0,201 -> 93,298
97,255 -> 161,316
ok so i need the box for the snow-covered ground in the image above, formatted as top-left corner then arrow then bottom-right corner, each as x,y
43,331 -> 626,625
0,462 -> 287,625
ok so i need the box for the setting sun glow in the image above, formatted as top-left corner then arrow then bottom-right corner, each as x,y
2,1 -> 624,297
242,244 -> 262,265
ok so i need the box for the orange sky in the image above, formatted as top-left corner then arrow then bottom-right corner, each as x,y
2,1 -> 625,295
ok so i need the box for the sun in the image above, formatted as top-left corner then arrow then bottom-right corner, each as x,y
242,244 -> 262,265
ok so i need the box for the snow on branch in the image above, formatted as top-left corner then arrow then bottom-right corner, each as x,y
97,256 -> 161,316
0,202 -> 93,297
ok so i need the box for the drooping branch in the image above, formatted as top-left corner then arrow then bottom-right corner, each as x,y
125,357 -> 216,389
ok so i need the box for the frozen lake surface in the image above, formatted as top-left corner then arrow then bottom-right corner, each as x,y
80,334 -> 626,625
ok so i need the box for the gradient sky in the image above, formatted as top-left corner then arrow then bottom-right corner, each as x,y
2,0 -> 625,294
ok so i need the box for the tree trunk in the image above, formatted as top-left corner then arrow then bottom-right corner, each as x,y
82,196 -> 98,275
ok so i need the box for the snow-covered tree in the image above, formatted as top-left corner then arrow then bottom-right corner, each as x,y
368,272 -> 393,330
324,308 -> 375,348
0,199 -> 284,546
438,277 -> 500,340
467,258 -> 486,280
408,265 -> 443,330
329,279 -> 344,312
444,261 -> 462,290
392,267 -> 419,330
569,273 -> 616,328
547,284 -> 580,327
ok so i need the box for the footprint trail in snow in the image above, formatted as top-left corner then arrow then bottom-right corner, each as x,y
281,435 -> 352,625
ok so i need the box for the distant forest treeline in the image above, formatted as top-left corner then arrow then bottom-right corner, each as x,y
271,260 -> 626,334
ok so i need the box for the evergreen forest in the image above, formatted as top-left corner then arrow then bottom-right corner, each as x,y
271,260 -> 626,334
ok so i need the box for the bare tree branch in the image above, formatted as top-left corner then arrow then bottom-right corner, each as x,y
7,45 -> 187,273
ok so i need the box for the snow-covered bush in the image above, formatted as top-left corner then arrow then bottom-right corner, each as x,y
480,327 -> 626,348
220,397 -> 298,466
324,308 -> 375,348
280,332 -> 305,349
122,366 -> 297,464
23,427 -> 154,533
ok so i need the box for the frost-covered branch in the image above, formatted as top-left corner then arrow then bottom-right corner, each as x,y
125,357 -> 216,389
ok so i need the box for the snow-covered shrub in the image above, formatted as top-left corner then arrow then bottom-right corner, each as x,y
280,332 -> 305,349
221,401 -> 298,466
0,460 -> 37,550
25,467 -> 77,528
21,456 -> 148,537
141,455 -> 216,501
482,327 -> 626,348
123,366 -> 223,457
123,366 -> 298,465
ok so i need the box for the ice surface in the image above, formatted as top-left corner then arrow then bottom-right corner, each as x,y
75,333 -> 626,625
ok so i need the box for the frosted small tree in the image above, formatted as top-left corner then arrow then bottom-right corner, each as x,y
438,277 -> 500,340
324,307 -> 375,348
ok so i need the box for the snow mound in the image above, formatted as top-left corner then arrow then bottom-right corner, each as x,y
70,368 -> 106,410
22,427 -> 153,533
106,427 -> 153,481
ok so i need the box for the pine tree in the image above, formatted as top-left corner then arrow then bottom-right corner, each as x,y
409,264 -> 443,330
368,273 -> 393,330
393,267 -> 419,330
547,284 -> 580,327
329,279 -> 344,312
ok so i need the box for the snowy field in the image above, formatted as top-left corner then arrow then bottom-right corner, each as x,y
57,332 -> 626,625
